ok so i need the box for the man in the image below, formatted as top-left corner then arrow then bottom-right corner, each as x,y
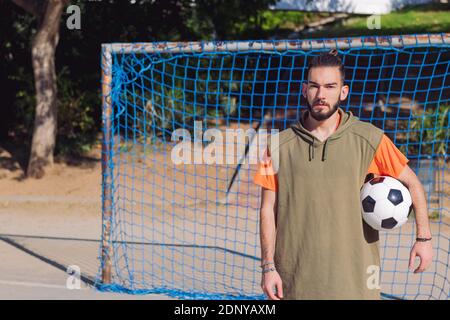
254,50 -> 433,300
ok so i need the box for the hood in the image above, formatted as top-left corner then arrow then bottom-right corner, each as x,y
290,107 -> 357,161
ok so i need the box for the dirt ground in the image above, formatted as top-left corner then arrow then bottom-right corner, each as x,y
0,140 -> 448,300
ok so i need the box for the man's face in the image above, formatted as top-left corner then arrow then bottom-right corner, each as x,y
302,66 -> 348,121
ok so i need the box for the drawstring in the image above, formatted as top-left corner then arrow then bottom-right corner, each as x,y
309,137 -> 315,161
309,138 -> 330,161
298,110 -> 341,162
322,139 -> 329,161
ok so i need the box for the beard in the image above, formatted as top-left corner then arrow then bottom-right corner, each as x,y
306,99 -> 340,121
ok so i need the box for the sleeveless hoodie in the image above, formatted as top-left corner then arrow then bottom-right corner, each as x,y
270,107 -> 384,300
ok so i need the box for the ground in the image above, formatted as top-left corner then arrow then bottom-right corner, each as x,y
0,143 -> 173,299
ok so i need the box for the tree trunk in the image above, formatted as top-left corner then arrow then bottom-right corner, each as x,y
26,0 -> 65,178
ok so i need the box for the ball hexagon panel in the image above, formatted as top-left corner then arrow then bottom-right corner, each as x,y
380,176 -> 403,189
369,183 -> 390,201
362,195 -> 376,213
360,183 -> 373,201
394,215 -> 408,229
362,212 -> 382,230
382,177 -> 412,203
381,217 -> 398,229
373,198 -> 397,220
369,177 -> 385,185
387,189 -> 403,206
393,201 -> 411,225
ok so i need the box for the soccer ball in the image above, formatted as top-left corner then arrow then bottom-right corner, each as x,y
360,176 -> 412,231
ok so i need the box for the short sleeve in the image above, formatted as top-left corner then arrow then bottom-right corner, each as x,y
367,134 -> 409,178
253,148 -> 278,192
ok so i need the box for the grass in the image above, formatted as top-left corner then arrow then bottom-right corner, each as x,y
259,10 -> 331,31
307,3 -> 450,38
261,2 -> 450,39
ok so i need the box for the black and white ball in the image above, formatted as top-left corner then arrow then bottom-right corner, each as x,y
360,176 -> 412,231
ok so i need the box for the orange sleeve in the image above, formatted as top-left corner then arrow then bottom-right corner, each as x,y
253,149 -> 278,192
367,134 -> 409,178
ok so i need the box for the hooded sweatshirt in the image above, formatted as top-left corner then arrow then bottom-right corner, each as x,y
269,107 -> 383,300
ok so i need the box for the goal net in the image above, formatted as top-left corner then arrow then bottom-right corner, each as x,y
98,34 -> 449,300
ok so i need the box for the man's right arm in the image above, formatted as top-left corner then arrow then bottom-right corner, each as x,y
260,187 -> 283,300
260,188 -> 277,264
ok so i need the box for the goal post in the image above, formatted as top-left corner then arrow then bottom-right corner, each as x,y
98,33 -> 449,299
101,44 -> 113,285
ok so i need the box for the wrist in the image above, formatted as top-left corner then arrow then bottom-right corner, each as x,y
416,226 -> 431,238
416,231 -> 432,239
260,261 -> 275,268
261,258 -> 274,264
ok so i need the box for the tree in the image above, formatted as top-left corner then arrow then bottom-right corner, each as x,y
6,0 -> 276,178
191,0 -> 276,40
11,0 -> 68,178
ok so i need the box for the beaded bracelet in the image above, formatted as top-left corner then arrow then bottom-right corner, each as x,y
262,266 -> 276,274
260,262 -> 275,268
416,237 -> 432,242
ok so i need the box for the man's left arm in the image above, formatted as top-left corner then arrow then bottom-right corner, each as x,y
397,165 -> 434,273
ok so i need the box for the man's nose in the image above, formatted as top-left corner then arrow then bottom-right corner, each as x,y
316,86 -> 326,100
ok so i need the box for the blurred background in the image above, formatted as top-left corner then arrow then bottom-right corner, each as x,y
1,0 -> 449,177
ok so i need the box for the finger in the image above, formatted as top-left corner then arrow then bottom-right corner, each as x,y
268,290 -> 280,300
276,281 -> 284,299
414,254 -> 426,273
266,285 -> 280,300
415,257 -> 432,273
414,262 -> 425,273
409,250 -> 417,272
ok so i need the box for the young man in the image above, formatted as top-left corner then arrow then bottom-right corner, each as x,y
254,50 -> 433,300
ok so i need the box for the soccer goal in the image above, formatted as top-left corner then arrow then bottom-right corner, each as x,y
98,34 -> 449,300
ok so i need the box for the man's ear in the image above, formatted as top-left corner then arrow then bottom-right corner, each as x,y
301,82 -> 307,98
340,84 -> 349,101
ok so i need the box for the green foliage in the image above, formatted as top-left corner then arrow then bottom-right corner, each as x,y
2,0 -> 450,158
405,105 -> 449,158
10,66 -> 36,140
306,2 -> 450,38
55,68 -> 98,156
259,10 -> 309,30
2,0 -> 276,156
121,54 -> 242,143
187,0 -> 277,39
0,3 -> 36,140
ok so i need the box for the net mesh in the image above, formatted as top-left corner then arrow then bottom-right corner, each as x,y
98,34 -> 450,300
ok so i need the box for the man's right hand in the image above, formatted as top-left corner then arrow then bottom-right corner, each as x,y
261,270 -> 283,300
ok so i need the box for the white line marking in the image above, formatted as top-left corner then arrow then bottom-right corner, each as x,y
0,279 -> 89,290
0,195 -> 99,204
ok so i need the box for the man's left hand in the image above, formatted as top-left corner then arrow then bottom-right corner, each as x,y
409,241 -> 433,273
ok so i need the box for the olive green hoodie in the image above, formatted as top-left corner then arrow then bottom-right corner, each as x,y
270,107 -> 384,300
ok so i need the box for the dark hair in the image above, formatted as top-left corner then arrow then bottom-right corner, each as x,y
307,49 -> 345,84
